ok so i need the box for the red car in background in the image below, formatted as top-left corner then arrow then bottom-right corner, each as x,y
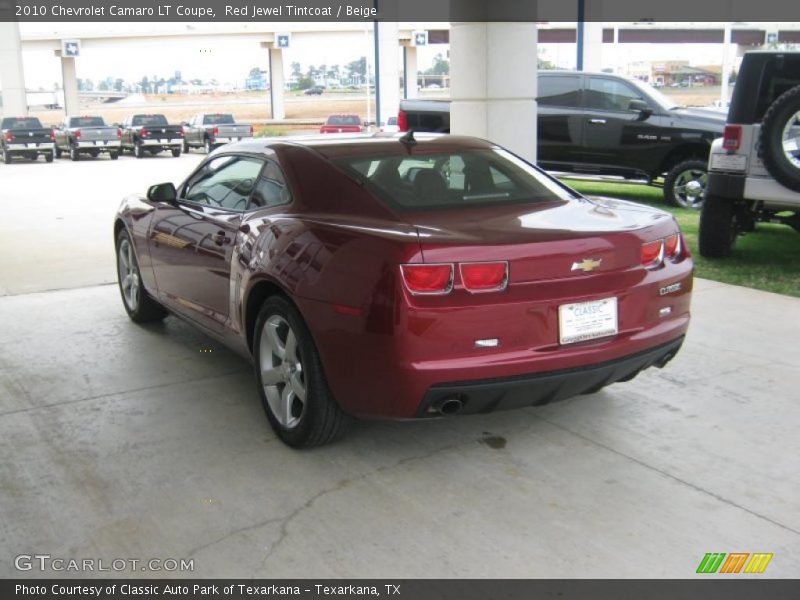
114,133 -> 692,448
320,114 -> 364,134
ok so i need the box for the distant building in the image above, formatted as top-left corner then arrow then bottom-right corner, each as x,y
625,60 -> 719,87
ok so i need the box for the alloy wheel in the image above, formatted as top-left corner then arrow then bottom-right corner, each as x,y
671,167 -> 708,208
259,315 -> 306,429
117,238 -> 140,311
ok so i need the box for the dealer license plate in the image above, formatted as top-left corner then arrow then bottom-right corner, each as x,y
27,143 -> 37,148
159,139 -> 167,144
558,297 -> 618,345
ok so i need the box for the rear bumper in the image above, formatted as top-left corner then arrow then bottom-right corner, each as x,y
139,139 -> 182,148
211,135 -> 252,144
74,141 -> 121,150
7,143 -> 54,152
416,336 -> 684,417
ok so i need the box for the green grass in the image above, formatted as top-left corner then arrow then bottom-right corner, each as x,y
561,178 -> 800,298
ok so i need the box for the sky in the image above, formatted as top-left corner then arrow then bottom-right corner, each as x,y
14,22 -> 780,90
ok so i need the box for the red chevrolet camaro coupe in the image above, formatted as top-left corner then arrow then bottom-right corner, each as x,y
114,133 -> 692,447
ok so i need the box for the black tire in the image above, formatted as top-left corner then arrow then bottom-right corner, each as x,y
69,145 -> 80,161
133,142 -> 144,159
183,139 -> 190,153
760,84 -> 800,193
2,149 -> 10,165
204,138 -> 213,154
171,148 -> 182,158
54,145 -> 62,159
115,229 -> 168,323
109,152 -> 119,160
699,194 -> 738,258
253,296 -> 350,448
664,159 -> 708,209
45,152 -> 54,163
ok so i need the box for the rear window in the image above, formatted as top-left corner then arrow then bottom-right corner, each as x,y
326,115 -> 361,126
203,114 -> 235,125
2,117 -> 43,129
69,117 -> 106,127
132,115 -> 169,127
335,149 -> 576,211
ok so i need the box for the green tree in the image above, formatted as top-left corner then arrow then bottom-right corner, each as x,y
424,53 -> 449,76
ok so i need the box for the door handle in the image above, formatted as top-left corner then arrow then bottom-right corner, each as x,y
213,231 -> 231,246
588,119 -> 607,124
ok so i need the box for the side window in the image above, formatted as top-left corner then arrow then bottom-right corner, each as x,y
183,155 -> 264,212
538,75 -> 581,108
586,77 -> 645,112
249,161 -> 292,209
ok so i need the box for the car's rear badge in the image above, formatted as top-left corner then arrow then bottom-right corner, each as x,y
571,258 -> 602,273
660,282 -> 682,296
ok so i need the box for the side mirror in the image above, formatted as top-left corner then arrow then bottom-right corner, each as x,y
629,100 -> 653,121
147,182 -> 177,204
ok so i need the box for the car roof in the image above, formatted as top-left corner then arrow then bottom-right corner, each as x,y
221,133 -> 497,160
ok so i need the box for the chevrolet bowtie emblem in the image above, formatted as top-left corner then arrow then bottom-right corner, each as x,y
571,258 -> 602,272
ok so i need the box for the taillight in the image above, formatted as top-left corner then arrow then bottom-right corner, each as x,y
49,129 -> 56,141
459,261 -> 508,293
117,128 -> 122,139
140,127 -> 148,137
3,131 -> 11,142
641,240 -> 664,269
178,127 -> 184,137
400,264 -> 453,295
664,234 -> 681,261
397,110 -> 408,132
211,126 -> 219,137
73,129 -> 81,140
249,125 -> 254,135
722,125 -> 741,152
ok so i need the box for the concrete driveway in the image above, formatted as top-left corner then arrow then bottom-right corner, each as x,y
0,154 -> 798,578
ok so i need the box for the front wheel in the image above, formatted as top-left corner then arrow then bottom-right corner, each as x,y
116,229 -> 168,323
699,195 -> 739,258
254,296 -> 350,448
664,159 -> 708,209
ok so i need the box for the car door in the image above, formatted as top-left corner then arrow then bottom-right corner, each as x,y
536,74 -> 584,169
148,154 -> 265,333
580,76 -> 656,173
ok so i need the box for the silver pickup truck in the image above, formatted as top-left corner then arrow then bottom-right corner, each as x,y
182,113 -> 253,153
54,116 -> 121,161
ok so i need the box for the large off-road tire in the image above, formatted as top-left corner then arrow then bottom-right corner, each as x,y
699,194 -> 738,258
760,84 -> 800,193
253,296 -> 351,448
115,229 -> 168,323
664,159 -> 708,209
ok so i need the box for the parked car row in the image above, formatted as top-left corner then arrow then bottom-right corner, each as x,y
1,112 -> 253,164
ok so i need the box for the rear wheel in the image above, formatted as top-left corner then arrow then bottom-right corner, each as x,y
254,296 -> 350,448
699,194 -> 738,258
2,148 -> 10,164
109,152 -> 119,160
664,159 -> 708,209
204,138 -> 213,153
183,139 -> 190,153
45,152 -> 54,163
54,145 -> 62,159
171,148 -> 182,158
133,142 -> 144,158
69,145 -> 80,161
115,229 -> 168,323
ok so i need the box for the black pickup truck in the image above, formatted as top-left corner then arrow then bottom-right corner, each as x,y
120,114 -> 184,158
1,117 -> 55,164
398,71 -> 727,208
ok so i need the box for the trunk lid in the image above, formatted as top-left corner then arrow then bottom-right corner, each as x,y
409,197 -> 675,282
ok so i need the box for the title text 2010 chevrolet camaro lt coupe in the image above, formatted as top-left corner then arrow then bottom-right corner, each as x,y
114,134 -> 692,447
